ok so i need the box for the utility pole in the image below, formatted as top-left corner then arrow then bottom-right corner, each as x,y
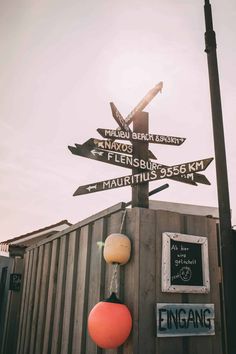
204,1 -> 235,353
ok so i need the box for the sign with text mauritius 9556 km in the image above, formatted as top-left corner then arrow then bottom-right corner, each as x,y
68,82 -> 213,198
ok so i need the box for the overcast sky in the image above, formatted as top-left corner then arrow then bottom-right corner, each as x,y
0,0 -> 235,241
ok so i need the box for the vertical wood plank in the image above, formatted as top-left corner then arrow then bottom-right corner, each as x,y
71,225 -> 91,354
51,236 -> 68,354
42,239 -> 60,354
29,245 -> 45,353
185,215 -> 213,354
34,243 -> 52,354
207,218 -> 223,354
61,231 -> 77,354
22,248 -> 39,354
155,210 -> 184,354
86,218 -> 106,354
122,208 -> 140,354
138,208 -> 156,353
104,211 -> 124,354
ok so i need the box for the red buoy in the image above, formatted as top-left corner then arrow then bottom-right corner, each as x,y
88,293 -> 132,349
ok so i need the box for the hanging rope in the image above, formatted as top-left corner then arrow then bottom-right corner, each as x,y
120,209 -> 127,234
109,263 -> 119,295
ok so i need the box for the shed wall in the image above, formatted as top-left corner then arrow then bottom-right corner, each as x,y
15,206 -> 224,354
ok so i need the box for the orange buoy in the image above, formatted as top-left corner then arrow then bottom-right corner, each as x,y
88,293 -> 132,349
103,233 -> 131,265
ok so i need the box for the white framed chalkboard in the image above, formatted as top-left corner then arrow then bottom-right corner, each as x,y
162,232 -> 210,293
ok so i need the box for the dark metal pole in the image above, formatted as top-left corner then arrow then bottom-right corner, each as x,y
126,183 -> 169,207
204,1 -> 235,353
132,111 -> 149,208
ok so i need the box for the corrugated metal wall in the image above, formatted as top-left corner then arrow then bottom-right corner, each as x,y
0,255 -> 24,354
15,204 -> 224,354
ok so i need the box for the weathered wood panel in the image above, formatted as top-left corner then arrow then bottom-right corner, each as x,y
42,239 -> 60,354
14,205 -> 224,354
85,218 -> 106,354
51,236 -> 68,354
71,225 -> 91,354
155,210 -> 184,354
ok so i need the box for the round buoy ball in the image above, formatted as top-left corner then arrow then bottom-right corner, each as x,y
103,233 -> 131,265
88,299 -> 132,349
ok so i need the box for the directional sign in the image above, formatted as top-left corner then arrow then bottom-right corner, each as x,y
69,144 -> 211,174
109,82 -> 163,133
97,128 -> 186,146
82,138 -> 157,160
69,145 -> 212,186
73,157 -> 213,196
110,103 -> 132,133
184,173 -> 210,185
123,82 -> 163,126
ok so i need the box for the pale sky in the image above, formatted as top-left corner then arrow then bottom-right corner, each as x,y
0,0 -> 236,241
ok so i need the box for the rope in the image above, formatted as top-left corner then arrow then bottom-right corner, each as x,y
120,210 -> 127,234
109,263 -> 119,295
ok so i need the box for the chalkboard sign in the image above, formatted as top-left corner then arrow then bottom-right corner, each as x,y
162,232 -> 210,293
170,239 -> 203,286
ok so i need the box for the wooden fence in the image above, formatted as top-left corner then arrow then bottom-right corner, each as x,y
14,203 -> 224,354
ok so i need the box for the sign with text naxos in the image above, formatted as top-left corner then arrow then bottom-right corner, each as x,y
162,232 -> 210,293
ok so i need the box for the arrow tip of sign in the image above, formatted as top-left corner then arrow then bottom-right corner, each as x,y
156,81 -> 163,93
73,188 -> 80,196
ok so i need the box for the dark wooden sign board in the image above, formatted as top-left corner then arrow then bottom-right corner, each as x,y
97,128 -> 186,146
156,303 -> 215,337
162,232 -> 210,293
82,138 -> 157,159
9,273 -> 22,292
72,157 -> 213,196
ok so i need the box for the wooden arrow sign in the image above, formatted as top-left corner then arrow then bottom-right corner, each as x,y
68,144 -> 212,174
110,103 -> 132,133
122,82 -> 163,126
68,144 -> 212,186
73,157 -> 213,196
97,128 -> 186,146
110,82 -> 163,131
82,138 -> 157,160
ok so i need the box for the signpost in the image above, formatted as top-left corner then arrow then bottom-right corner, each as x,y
68,82 -> 213,206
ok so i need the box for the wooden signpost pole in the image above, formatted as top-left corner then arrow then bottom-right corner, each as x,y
204,1 -> 235,353
132,112 -> 149,208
